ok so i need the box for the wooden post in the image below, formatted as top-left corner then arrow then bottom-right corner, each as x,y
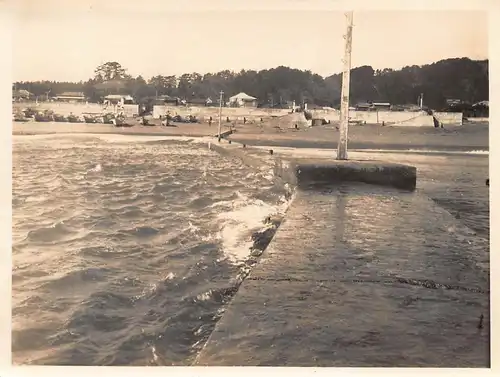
218,90 -> 224,139
337,11 -> 354,160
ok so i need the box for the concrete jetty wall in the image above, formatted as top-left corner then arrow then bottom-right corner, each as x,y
433,111 -> 463,125
153,106 -> 455,127
14,101 -> 462,127
199,139 -> 489,367
466,117 -> 489,123
349,111 -> 435,127
316,110 -> 435,127
153,105 -> 290,120
12,102 -> 139,117
311,110 -> 463,128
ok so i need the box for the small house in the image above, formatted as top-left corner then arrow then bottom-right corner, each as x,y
103,94 -> 135,104
228,92 -> 258,108
156,95 -> 179,106
446,99 -> 462,106
355,102 -> 373,111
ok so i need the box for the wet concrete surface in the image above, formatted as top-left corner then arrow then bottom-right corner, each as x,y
195,186 -> 489,367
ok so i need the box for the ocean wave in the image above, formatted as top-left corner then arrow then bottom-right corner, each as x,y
25,221 -> 78,243
215,191 -> 289,263
40,267 -> 112,291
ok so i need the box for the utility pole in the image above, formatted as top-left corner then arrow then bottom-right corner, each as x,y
218,90 -> 224,140
337,11 -> 354,160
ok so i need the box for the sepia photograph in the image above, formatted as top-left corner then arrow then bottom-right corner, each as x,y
8,0 -> 491,370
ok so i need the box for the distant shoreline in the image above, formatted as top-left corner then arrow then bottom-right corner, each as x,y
12,121 -> 489,153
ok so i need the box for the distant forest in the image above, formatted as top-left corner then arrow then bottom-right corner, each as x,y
14,57 -> 488,110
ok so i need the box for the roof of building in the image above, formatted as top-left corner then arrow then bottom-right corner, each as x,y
58,92 -> 85,97
157,95 -> 176,100
473,100 -> 489,107
229,92 -> 257,101
104,94 -> 134,100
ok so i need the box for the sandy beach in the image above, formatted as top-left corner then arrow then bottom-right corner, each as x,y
12,119 -> 489,151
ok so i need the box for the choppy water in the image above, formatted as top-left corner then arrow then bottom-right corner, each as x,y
12,134 -> 288,365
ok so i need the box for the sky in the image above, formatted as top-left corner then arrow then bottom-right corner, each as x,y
11,0 -> 488,82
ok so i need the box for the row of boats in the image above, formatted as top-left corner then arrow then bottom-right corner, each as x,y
13,108 -> 127,126
13,108 -> 203,127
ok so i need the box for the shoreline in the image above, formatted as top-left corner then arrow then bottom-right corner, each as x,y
12,120 -> 489,152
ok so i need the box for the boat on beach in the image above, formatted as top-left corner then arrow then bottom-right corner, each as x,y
83,114 -> 98,123
53,114 -> 68,122
34,110 -> 54,122
67,114 -> 83,123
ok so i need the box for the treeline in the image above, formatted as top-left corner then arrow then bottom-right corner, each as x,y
14,57 -> 488,110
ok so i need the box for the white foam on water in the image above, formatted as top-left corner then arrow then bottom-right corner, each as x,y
150,345 -> 159,363
14,132 -> 214,145
187,221 -> 200,234
164,272 -> 176,280
215,191 -> 289,263
88,163 -> 102,173
195,290 -> 212,302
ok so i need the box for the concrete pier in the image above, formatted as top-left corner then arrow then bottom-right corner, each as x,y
209,140 -> 417,191
199,139 -> 490,367
195,188 -> 489,367
277,158 -> 416,191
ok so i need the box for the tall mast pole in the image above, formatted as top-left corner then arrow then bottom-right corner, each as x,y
337,11 -> 354,160
217,90 -> 224,140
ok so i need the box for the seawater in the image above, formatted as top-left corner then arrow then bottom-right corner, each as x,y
12,134 -> 288,365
